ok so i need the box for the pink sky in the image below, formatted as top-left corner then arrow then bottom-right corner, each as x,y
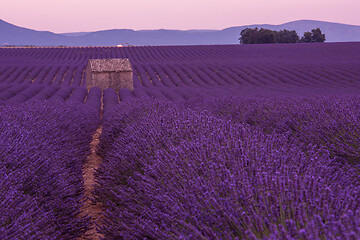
0,0 -> 359,33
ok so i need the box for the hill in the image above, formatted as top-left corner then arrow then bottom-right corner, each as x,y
1,19 -> 360,46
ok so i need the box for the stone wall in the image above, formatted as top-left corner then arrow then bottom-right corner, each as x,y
86,59 -> 133,91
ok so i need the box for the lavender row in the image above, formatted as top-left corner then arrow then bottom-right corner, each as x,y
95,98 -> 360,239
1,62 -> 358,91
0,84 -> 102,111
1,43 -> 360,65
183,95 -> 360,164
0,83 -> 240,105
1,43 -> 360,92
0,100 -> 100,239
0,64 -> 85,86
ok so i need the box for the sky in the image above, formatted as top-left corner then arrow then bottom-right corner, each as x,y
0,0 -> 359,33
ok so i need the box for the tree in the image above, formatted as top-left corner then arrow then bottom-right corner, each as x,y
311,28 -> 326,42
240,28 -> 299,44
239,28 -> 259,44
239,28 -> 275,44
275,30 -> 300,43
239,27 -> 325,44
258,28 -> 276,44
301,28 -> 326,43
301,31 -> 313,43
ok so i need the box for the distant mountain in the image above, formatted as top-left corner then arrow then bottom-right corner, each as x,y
226,20 -> 360,43
61,32 -> 89,37
0,19 -> 70,46
1,19 -> 360,46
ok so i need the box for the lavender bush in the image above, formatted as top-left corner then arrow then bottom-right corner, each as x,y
95,98 -> 360,239
0,100 -> 99,239
183,96 -> 360,164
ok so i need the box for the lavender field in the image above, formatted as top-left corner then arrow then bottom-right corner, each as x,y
0,43 -> 360,239
1,42 -> 360,103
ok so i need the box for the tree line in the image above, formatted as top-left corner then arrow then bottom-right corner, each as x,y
239,28 -> 325,44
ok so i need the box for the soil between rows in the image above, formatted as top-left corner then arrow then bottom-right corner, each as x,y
79,126 -> 103,240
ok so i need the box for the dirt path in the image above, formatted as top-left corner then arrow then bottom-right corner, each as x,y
80,126 -> 104,240
79,94 -> 104,240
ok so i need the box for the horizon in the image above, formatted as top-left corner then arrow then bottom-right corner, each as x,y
0,0 -> 359,33
2,18 -> 360,34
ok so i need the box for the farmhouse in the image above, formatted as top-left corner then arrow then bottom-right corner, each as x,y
85,58 -> 133,92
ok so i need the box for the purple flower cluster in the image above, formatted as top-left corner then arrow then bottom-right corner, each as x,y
183,96 -> 360,164
94,98 -> 360,239
0,100 -> 99,239
103,88 -> 119,115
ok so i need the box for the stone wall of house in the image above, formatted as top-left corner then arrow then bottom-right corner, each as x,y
86,59 -> 133,91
